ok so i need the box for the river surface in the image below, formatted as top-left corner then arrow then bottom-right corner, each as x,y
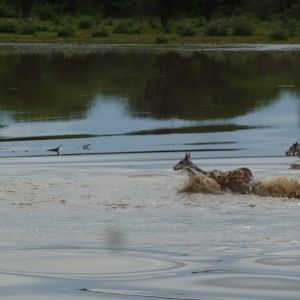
1,49 -> 300,300
0,50 -> 300,159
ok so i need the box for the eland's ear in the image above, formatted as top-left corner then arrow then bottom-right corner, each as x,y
187,152 -> 191,159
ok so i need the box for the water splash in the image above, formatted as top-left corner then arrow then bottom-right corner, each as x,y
253,177 -> 300,199
179,175 -> 300,199
178,174 -> 221,194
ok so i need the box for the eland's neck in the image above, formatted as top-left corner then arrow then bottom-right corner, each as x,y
184,163 -> 207,177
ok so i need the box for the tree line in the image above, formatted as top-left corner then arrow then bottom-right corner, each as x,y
1,0 -> 300,28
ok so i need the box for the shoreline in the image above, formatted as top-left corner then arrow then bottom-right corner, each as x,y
1,42 -> 300,54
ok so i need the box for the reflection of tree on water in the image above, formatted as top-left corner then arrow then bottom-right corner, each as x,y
0,51 -> 299,122
0,54 -> 95,121
131,52 -> 299,120
0,52 -> 155,122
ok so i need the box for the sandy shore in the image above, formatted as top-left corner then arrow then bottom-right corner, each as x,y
1,42 -> 300,55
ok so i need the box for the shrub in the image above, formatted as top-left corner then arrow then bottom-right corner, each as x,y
270,23 -> 289,40
35,23 -> 49,32
113,21 -> 140,34
92,27 -> 109,37
78,16 -> 94,29
0,20 -> 18,33
282,19 -> 297,36
176,24 -> 195,37
57,24 -> 74,37
195,18 -> 206,28
163,26 -> 171,33
105,18 -> 113,26
56,16 -> 74,26
205,19 -> 228,36
94,14 -> 102,25
0,3 -> 17,17
20,20 -> 36,34
155,36 -> 168,44
232,17 -> 254,36
37,4 -> 55,21
148,18 -> 156,29
0,4 -> 16,18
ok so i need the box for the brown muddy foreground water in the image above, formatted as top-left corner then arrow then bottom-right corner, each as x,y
0,154 -> 300,300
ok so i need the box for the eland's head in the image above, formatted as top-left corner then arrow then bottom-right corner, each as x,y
173,152 -> 206,176
173,152 -> 192,171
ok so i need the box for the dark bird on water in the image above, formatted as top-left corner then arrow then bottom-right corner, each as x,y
47,145 -> 61,155
82,143 -> 90,150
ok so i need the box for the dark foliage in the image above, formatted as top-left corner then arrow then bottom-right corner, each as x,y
205,19 -> 228,36
1,0 -> 299,28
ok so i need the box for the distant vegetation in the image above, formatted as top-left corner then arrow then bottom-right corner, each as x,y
0,0 -> 299,43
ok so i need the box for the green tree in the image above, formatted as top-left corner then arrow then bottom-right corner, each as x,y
94,0 -> 138,17
157,0 -> 180,29
198,0 -> 220,21
18,0 -> 35,18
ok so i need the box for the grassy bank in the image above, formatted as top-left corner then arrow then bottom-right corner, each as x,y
0,16 -> 300,44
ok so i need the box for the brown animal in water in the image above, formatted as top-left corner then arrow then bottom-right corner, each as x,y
173,153 -> 253,194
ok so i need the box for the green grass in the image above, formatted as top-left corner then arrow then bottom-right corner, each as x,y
0,16 -> 300,44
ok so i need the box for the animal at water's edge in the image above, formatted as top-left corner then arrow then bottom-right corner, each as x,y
285,141 -> 300,169
173,153 -> 253,194
286,141 -> 300,157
